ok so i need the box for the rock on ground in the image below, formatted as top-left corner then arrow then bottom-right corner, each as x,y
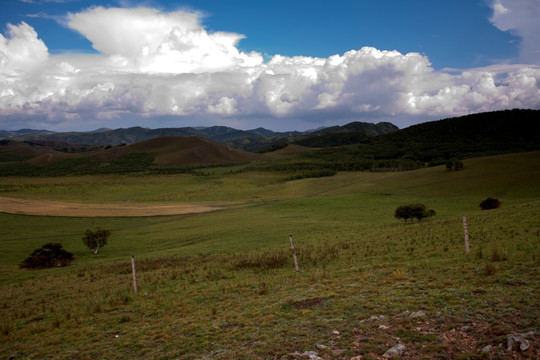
507,332 -> 531,352
383,343 -> 406,357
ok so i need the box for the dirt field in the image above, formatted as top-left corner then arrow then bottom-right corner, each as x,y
0,196 -> 230,217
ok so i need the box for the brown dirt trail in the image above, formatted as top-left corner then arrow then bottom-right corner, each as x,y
0,196 -> 232,217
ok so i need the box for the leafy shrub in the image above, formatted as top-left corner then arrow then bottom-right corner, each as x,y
395,203 -> 435,222
82,227 -> 111,254
20,243 -> 74,269
480,197 -> 500,210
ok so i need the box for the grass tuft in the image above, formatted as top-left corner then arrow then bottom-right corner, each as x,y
231,250 -> 289,270
257,279 -> 269,295
482,263 -> 497,276
490,247 -> 508,262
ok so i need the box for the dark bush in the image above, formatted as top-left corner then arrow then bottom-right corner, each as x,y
395,203 -> 435,222
446,159 -> 464,171
20,243 -> 74,269
480,197 -> 500,210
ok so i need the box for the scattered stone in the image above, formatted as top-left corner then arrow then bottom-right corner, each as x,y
519,341 -> 530,351
281,351 -> 322,360
378,324 -> 390,330
361,315 -> 385,322
463,326 -> 474,333
332,330 -> 340,336
314,344 -> 327,350
409,310 -> 427,318
507,333 -> 530,352
350,356 -> 363,360
481,345 -> 492,353
383,344 -> 406,358
301,351 -> 322,360
397,310 -> 410,317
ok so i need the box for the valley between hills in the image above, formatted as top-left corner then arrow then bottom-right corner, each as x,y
1,109 -> 539,359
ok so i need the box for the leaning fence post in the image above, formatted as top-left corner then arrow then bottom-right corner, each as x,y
289,234 -> 300,273
131,255 -> 138,293
462,216 -> 470,255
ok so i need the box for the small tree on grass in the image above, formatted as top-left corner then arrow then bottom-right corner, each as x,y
20,243 -> 74,269
394,205 -> 413,222
480,197 -> 500,210
82,227 -> 111,254
395,203 -> 435,222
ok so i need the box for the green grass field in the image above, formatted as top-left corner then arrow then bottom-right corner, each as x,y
1,152 -> 539,359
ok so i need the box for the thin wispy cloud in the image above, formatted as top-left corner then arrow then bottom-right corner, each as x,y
19,0 -> 78,4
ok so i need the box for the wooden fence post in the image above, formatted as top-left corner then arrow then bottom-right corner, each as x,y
289,234 -> 300,273
462,216 -> 470,255
131,255 -> 138,293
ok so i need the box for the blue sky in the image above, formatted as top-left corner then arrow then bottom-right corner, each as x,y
0,0 -> 539,131
0,0 -> 521,68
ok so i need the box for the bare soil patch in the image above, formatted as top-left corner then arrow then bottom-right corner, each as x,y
0,196 -> 233,217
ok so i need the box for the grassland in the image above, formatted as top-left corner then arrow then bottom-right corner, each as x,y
1,151 -> 539,359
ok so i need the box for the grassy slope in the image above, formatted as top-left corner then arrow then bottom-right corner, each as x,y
109,136 -> 261,166
1,152 -> 539,359
0,140 -> 72,164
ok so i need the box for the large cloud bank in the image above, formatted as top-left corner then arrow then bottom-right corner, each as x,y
1,5 -> 539,130
490,0 -> 540,64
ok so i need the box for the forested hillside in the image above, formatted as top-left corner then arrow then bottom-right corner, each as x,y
289,109 -> 540,172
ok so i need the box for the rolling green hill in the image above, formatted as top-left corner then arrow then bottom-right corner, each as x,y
2,109 -> 539,176
1,110 -> 540,359
0,150 -> 539,359
87,136 -> 261,166
0,136 -> 262,176
0,140 -> 74,163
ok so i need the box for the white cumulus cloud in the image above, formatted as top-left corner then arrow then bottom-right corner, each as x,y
489,0 -> 540,64
0,21 -> 48,73
0,6 -> 539,131
67,6 -> 263,74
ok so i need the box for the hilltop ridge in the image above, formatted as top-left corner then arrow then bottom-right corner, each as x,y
1,109 -> 539,176
0,121 -> 398,152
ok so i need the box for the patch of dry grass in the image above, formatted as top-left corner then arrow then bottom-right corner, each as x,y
0,196 -> 236,217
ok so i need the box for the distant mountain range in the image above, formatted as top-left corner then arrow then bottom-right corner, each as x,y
0,121 -> 399,152
1,109 -> 539,177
